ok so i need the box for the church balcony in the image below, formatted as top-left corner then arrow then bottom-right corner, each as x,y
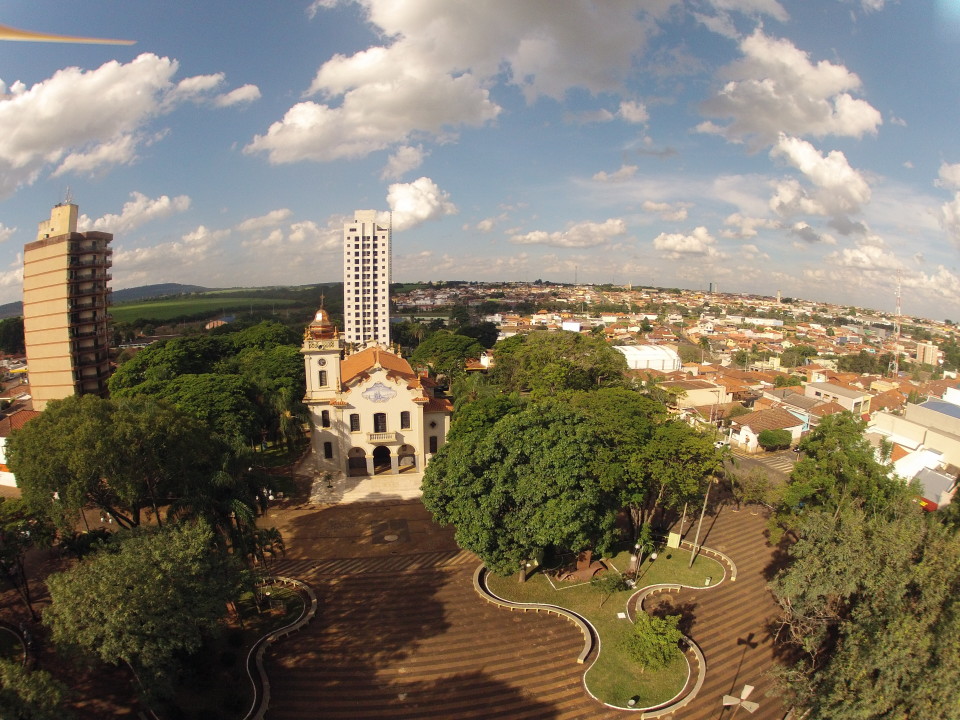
368,431 -> 399,444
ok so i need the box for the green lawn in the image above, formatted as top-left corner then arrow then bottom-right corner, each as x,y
485,547 -> 723,709
111,296 -> 300,323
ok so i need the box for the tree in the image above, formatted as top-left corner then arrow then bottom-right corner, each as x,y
457,321 -> 499,348
771,504 -> 960,719
117,374 -> 261,451
625,613 -> 683,670
623,421 -> 721,531
0,317 -> 24,355
44,521 -> 248,700
489,330 -> 628,396
774,375 -> 802,388
771,413 -> 904,541
410,332 -> 483,381
0,498 -> 53,620
0,658 -> 69,720
729,467 -> 772,509
422,400 -> 620,577
8,395 -> 225,530
757,428 -> 792,450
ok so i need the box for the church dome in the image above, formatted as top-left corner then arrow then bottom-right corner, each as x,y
308,308 -> 337,339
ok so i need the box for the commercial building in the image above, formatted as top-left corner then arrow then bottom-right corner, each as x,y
343,210 -> 391,346
23,203 -> 112,410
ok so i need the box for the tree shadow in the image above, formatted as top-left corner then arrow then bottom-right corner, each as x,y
649,598 -> 699,636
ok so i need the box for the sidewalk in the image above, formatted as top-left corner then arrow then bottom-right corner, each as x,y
294,449 -> 425,504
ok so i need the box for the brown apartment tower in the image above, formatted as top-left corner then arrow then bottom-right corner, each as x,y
23,203 -> 112,410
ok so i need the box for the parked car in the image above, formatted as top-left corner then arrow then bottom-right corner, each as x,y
714,439 -> 730,449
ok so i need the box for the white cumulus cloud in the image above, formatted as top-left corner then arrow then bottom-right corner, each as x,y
78,192 -> 191,235
0,54 -> 252,198
769,134 -> 871,219
653,226 -> 723,258
381,145 -> 427,180
387,177 -> 457,231
509,218 -> 627,248
720,212 -> 779,238
247,1 -> 671,164
214,84 -> 261,108
698,30 -> 882,148
593,165 -> 638,183
642,200 -> 690,222
235,209 -> 293,233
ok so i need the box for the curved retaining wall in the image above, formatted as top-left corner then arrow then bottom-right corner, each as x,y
474,541 -> 731,715
243,576 -> 319,720
679,539 -> 738,581
473,565 -> 593,664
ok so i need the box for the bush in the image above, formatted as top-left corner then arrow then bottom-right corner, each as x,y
757,428 -> 792,451
624,613 -> 683,670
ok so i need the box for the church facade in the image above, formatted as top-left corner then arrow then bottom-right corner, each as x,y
301,309 -> 452,477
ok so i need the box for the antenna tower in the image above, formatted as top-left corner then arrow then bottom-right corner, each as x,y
890,271 -> 902,378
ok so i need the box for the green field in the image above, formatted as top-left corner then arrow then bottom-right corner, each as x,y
111,296 -> 301,323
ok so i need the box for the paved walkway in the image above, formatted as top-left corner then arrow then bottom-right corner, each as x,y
262,499 -> 787,720
293,450 -> 425,504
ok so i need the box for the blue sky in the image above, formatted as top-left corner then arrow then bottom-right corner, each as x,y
1,0 -> 960,320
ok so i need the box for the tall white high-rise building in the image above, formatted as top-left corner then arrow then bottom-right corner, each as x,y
343,210 -> 391,346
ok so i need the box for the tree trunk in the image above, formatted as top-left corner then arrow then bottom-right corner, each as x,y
519,563 -> 527,583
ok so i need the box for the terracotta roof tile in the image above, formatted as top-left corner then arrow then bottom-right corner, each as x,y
340,347 -> 416,386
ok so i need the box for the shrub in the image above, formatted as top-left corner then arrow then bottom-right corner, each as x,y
624,613 -> 683,670
757,428 -> 792,451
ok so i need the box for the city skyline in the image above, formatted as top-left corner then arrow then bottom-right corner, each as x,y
1,1 -> 960,319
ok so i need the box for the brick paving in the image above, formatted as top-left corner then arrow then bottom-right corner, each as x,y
262,499 -> 787,720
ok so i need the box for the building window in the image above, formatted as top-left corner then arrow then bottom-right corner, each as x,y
323,442 -> 333,459
321,410 -> 330,428
400,411 -> 410,429
318,370 -> 327,386
350,414 -> 360,432
373,413 -> 387,433
429,436 -> 438,453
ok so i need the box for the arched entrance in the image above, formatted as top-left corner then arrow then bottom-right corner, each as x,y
347,447 -> 367,476
372,445 -> 392,475
397,444 -> 416,473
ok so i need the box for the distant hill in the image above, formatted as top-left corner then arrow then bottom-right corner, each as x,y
0,283 -> 212,319
111,283 -> 210,303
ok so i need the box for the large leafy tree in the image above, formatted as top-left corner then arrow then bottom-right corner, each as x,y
115,374 -> 261,450
623,421 -> 722,530
490,330 -> 628,396
0,658 -> 69,720
8,395 -> 224,529
772,503 -> 960,719
422,399 -> 620,576
771,413 -> 903,541
44,521 -> 248,699
410,331 -> 483,381
0,498 -> 53,620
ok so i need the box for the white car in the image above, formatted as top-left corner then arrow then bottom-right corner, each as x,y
714,439 -> 730,449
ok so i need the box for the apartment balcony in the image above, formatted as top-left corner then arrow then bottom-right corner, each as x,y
367,431 -> 399,444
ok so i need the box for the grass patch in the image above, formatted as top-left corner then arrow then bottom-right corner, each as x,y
486,548 -> 723,709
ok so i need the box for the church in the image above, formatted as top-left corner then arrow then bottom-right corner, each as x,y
301,308 -> 452,478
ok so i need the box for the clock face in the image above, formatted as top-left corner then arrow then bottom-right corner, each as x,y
318,358 -> 326,366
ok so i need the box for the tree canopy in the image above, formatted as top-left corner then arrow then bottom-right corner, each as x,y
44,521 -> 247,698
771,413 -> 904,540
8,395 -> 225,530
410,331 -> 483,381
422,398 -> 621,575
489,330 -> 628,396
772,502 -> 960,719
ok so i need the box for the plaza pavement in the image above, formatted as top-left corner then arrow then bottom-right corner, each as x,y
261,494 -> 788,720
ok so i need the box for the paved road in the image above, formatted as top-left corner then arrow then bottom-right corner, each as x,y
730,448 -> 798,482
263,500 -> 787,719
